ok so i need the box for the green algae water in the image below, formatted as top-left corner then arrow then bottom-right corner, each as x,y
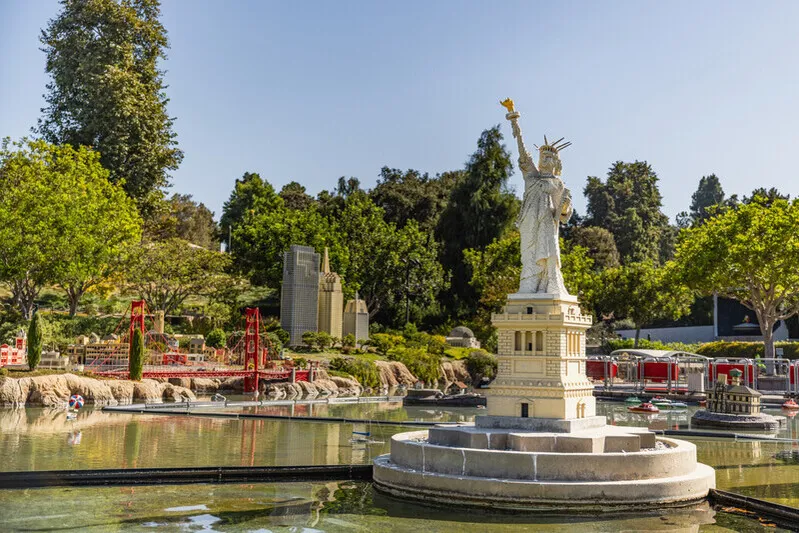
1,402 -> 798,530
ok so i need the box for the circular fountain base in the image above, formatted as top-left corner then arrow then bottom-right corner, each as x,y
373,423 -> 715,512
691,409 -> 784,431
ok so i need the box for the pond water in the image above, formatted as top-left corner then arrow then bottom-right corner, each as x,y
1,400 -> 798,531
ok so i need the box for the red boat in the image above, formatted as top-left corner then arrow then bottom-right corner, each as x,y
698,400 -> 707,407
628,402 -> 660,414
782,399 -> 799,410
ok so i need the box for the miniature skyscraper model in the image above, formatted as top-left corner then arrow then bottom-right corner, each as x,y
280,245 -> 320,346
317,247 -> 343,339
343,292 -> 369,343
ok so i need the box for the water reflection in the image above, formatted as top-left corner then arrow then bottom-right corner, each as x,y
3,402 -> 799,509
0,481 -> 787,532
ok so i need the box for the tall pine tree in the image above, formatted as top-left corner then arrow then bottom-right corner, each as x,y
436,126 -> 519,317
37,0 -> 182,212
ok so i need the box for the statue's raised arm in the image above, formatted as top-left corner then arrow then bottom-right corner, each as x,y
500,98 -> 537,177
500,98 -> 573,297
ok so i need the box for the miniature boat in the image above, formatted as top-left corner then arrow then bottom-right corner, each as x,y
628,402 -> 659,414
782,399 -> 799,410
652,399 -> 688,410
698,400 -> 707,407
402,389 -> 486,407
624,395 -> 643,404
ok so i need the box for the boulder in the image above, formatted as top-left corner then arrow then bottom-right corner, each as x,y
374,361 -> 417,388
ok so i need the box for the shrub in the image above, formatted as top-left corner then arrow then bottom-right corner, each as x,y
368,333 -> 404,354
315,331 -> 333,351
205,328 -> 226,349
428,335 -> 448,356
27,311 -> 44,370
466,351 -> 498,383
329,357 -> 380,389
444,347 -> 474,360
387,346 -> 441,384
302,331 -> 318,350
293,357 -> 308,369
342,333 -> 356,348
129,328 -> 144,381
604,338 -> 700,354
695,341 -> 799,360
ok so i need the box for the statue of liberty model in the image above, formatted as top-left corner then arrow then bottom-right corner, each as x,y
501,98 -> 573,297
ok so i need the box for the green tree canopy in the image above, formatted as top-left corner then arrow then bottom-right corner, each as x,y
436,126 -> 519,317
146,193 -> 219,249
593,262 -> 692,347
674,198 -> 799,369
37,0 -> 182,211
584,161 -> 669,264
220,172 -> 283,251
370,167 -> 457,231
126,238 -> 232,315
279,181 -> 315,211
568,226 -> 619,269
0,139 -> 142,318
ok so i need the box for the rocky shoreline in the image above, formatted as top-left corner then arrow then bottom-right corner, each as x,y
0,359 -> 472,407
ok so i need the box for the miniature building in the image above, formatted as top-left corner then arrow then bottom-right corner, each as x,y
317,247 -> 343,339
342,294 -> 369,342
189,337 -> 205,352
280,245 -> 321,346
445,326 -> 481,349
707,369 -> 762,415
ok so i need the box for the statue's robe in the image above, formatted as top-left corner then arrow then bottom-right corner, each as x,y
517,172 -> 571,296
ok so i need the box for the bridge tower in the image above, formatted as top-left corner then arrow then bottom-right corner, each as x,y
243,308 -> 260,393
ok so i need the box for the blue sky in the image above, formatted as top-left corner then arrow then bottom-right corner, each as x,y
2,1 -> 798,221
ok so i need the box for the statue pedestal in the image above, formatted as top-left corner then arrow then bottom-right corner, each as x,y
483,292 -> 595,422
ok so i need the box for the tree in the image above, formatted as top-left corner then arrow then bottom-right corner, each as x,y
279,181 -> 315,211
129,328 -> 144,381
743,187 -> 789,206
315,331 -> 333,351
27,311 -> 44,370
38,0 -> 182,211
126,238 -> 232,316
584,161 -> 669,264
146,194 -> 219,249
0,139 -> 142,318
436,126 -> 519,317
594,262 -> 692,347
370,167 -> 457,231
568,226 -> 619,269
689,174 -> 725,225
302,331 -> 318,350
220,172 -> 282,251
205,328 -> 226,349
675,199 -> 799,372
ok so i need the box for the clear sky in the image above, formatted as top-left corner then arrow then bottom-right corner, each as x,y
2,1 -> 798,221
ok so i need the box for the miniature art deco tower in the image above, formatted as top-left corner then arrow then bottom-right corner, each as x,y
317,247 -> 343,339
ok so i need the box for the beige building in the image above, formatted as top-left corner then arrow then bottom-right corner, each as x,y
707,369 -> 762,415
317,247 -> 343,339
343,294 -> 369,342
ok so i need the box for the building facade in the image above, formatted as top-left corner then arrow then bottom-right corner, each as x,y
280,245 -> 320,346
317,247 -> 343,339
343,295 -> 369,343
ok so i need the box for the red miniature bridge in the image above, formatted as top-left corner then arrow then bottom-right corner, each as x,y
94,368 -> 310,382
91,302 -> 313,392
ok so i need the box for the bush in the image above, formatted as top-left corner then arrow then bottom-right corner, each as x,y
428,335 -> 448,356
205,328 -> 226,349
315,331 -> 333,351
129,328 -> 144,381
604,338 -> 700,354
466,351 -> 498,383
444,347 -> 474,360
293,357 -> 308,369
695,341 -> 799,360
342,333 -> 356,348
387,346 -> 441,384
302,331 -> 318,350
329,357 -> 380,389
27,311 -> 44,370
368,333 -> 404,354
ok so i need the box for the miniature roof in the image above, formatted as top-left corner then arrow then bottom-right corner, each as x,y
609,349 -> 709,359
449,326 -> 475,338
728,385 -> 761,397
